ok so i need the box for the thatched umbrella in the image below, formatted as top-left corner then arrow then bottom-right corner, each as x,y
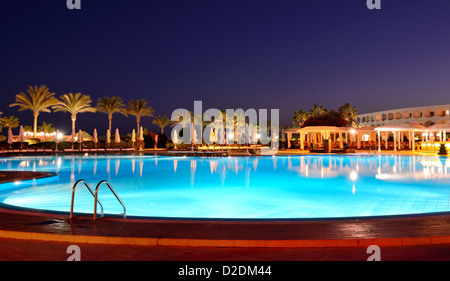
172,129 -> 178,149
131,129 -> 136,148
7,129 -> 13,150
218,127 -> 224,145
55,129 -> 60,151
78,129 -> 83,151
115,128 -> 121,146
139,126 -> 144,151
70,129 -> 76,150
106,129 -> 111,147
18,125 -> 25,150
244,124 -> 251,155
190,123 -> 197,151
93,129 -> 98,148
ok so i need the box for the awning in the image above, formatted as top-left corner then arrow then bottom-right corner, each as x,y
374,123 -> 427,131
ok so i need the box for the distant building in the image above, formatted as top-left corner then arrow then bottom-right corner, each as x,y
357,104 -> 450,127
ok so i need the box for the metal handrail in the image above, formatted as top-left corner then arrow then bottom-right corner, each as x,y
94,180 -> 126,220
70,179 -> 104,219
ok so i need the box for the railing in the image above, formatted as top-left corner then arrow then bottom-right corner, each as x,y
70,179 -> 126,220
94,180 -> 126,220
70,179 -> 104,220
415,142 -> 450,154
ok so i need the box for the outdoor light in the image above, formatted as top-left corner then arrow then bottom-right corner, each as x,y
350,170 -> 358,181
57,132 -> 63,139
350,129 -> 356,134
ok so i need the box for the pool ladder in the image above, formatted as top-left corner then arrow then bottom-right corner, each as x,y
70,179 -> 126,220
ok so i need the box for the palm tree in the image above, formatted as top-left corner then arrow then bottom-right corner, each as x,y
52,93 -> 96,133
339,103 -> 358,126
152,115 -> 171,134
96,96 -> 127,134
308,104 -> 327,117
170,110 -> 193,127
1,115 -> 20,131
124,99 -> 154,133
38,121 -> 55,142
292,110 -> 309,127
10,85 -> 58,137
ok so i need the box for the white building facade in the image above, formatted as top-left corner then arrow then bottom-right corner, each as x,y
357,104 -> 450,127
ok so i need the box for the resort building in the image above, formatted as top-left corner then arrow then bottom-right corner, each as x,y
286,104 -> 450,155
357,104 -> 450,127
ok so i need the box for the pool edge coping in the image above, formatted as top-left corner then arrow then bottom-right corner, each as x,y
1,227 -> 449,248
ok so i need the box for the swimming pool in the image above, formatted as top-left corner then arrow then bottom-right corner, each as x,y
0,154 -> 449,219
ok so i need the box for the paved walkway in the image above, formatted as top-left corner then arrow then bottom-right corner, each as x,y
0,207 -> 450,260
1,237 -> 450,261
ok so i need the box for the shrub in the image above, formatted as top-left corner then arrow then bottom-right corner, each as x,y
302,111 -> 350,128
25,138 -> 41,145
155,133 -> 169,148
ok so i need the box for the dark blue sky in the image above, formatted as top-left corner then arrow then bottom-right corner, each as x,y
1,0 -> 450,135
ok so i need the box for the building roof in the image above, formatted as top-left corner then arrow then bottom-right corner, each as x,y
374,123 -> 427,131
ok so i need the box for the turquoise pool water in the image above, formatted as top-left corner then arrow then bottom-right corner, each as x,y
0,154 -> 449,219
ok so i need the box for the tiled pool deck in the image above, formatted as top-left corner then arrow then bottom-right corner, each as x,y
1,205 -> 450,261
1,150 -> 450,260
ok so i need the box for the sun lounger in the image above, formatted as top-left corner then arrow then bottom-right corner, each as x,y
168,150 -> 228,157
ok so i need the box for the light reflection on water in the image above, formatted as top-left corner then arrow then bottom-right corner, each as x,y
0,154 -> 449,219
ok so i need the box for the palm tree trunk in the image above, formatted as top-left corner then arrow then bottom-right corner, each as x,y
71,114 -> 76,133
33,112 -> 38,138
108,116 -> 112,136
136,116 -> 141,135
